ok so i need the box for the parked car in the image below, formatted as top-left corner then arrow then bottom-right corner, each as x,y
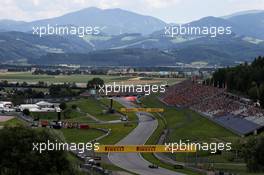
148,164 -> 158,169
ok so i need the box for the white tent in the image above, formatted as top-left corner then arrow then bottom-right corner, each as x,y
20,104 -> 41,112
36,101 -> 53,108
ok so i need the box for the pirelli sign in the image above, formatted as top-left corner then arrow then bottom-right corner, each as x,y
96,145 -> 196,153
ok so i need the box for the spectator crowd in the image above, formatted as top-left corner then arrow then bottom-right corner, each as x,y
163,80 -> 264,125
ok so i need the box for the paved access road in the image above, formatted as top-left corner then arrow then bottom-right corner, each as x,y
109,97 -> 184,175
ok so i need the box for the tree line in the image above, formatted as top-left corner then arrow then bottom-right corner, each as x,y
0,127 -> 82,175
210,56 -> 264,107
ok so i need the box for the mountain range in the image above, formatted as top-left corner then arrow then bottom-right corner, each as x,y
0,7 -> 264,66
0,7 -> 166,35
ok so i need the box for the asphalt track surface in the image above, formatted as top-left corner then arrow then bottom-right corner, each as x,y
108,97 -> 184,175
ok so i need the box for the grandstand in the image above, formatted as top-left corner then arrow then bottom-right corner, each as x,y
162,80 -> 264,136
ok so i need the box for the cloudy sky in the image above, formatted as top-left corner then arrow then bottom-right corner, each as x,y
0,0 -> 264,23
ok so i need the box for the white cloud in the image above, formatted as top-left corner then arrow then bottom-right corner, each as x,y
0,0 -> 28,21
97,0 -> 121,9
32,0 -> 40,6
143,0 -> 181,8
0,0 -> 263,22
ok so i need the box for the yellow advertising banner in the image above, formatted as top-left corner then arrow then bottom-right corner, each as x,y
96,145 -> 196,153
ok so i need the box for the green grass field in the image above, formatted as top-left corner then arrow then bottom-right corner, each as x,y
82,97 -> 138,144
142,95 -> 237,143
60,128 -> 104,143
68,98 -> 120,121
66,98 -> 138,144
140,103 -> 202,175
140,95 -> 257,174
0,72 -> 126,84
31,112 -> 58,120
91,123 -> 136,144
0,118 -> 25,127
31,97 -> 138,145
0,72 -> 183,86
99,98 -> 138,121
